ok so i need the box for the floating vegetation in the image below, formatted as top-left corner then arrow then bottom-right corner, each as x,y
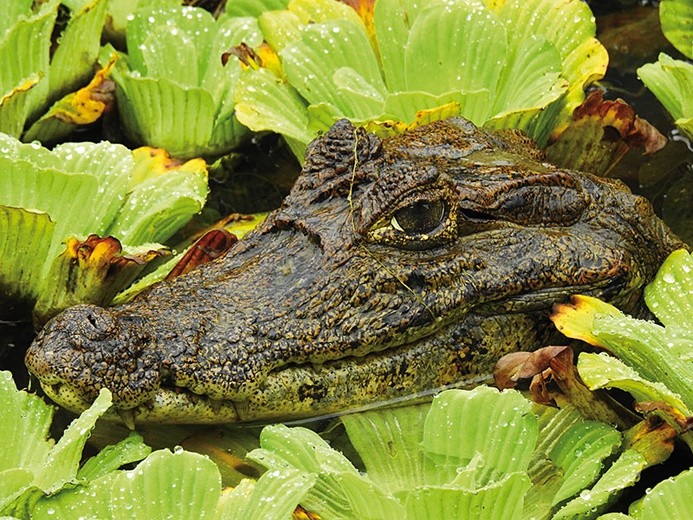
233,0 -> 608,159
0,135 -> 208,324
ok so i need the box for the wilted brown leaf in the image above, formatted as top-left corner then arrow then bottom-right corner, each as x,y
166,229 -> 237,280
546,90 -> 666,176
494,346 -> 569,389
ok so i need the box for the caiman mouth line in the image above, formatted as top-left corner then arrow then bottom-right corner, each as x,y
39,278 -> 627,427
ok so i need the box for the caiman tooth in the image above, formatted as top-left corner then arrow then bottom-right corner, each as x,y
208,398 -> 223,415
117,409 -> 136,430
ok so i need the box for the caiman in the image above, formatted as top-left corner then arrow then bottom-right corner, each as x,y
25,118 -> 684,425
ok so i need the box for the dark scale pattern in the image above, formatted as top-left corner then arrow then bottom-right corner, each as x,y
25,118 -> 686,424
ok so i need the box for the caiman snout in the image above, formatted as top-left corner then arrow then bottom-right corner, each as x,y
26,304 -> 161,412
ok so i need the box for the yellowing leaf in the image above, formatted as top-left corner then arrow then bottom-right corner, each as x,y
551,294 -> 622,347
33,235 -> 169,324
364,102 -> 462,138
130,146 -> 207,186
22,56 -> 116,142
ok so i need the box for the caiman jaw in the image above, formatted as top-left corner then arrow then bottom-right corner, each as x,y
35,277 -> 631,426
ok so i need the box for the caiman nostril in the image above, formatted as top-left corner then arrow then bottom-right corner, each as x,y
80,306 -> 117,341
50,304 -> 118,342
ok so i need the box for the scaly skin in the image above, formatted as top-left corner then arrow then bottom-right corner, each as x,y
25,119 -> 684,424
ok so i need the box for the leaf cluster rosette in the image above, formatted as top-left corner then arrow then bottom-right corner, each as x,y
2,370 -> 692,518
0,0 -> 112,142
553,249 -> 693,451
0,134 -> 208,324
107,5 -> 264,159
232,0 -> 608,160
635,0 -> 693,140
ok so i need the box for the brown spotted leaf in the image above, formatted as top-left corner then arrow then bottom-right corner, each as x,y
623,415 -> 677,467
546,90 -> 666,176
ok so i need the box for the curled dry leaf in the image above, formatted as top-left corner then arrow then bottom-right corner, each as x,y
493,346 -> 569,389
67,234 -> 166,270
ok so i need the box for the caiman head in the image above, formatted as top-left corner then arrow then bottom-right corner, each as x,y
25,118 -> 684,424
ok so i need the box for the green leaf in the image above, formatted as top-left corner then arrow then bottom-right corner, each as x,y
0,76 -> 41,138
577,353 -> 690,416
372,0 -> 414,92
234,68 -> 313,143
0,469 -> 33,513
341,403 -> 432,494
549,421 -> 622,505
280,19 -> 385,119
108,167 -> 208,246
0,0 -> 33,36
114,75 -> 217,158
112,5 -> 260,157
490,36 -> 565,115
0,206 -> 54,308
0,2 -> 56,134
250,425 -> 404,519
226,0 -> 290,18
0,155 -> 100,274
552,449 -> 648,519
0,372 -> 114,516
103,0 -> 182,44
77,433 -> 151,482
638,54 -> 693,140
215,469 -> 316,519
0,372 -> 54,474
423,387 -> 538,486
402,472 -> 531,520
110,449 -> 221,520
383,90 -> 487,126
522,405 -> 585,520
404,2 -> 506,103
660,0 -> 693,59
629,468 -> 693,519
31,473 -> 117,520
34,390 -> 113,493
48,0 -> 109,102
644,249 -> 693,333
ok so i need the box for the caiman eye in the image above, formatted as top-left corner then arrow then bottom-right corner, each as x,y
391,200 -> 446,235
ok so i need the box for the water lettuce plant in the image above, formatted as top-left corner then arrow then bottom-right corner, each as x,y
0,0 -> 110,142
552,248 -> 693,451
635,0 -> 692,140
638,54 -> 693,141
2,370 -> 691,520
0,133 -> 207,324
106,4 -> 264,158
232,0 -> 608,159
